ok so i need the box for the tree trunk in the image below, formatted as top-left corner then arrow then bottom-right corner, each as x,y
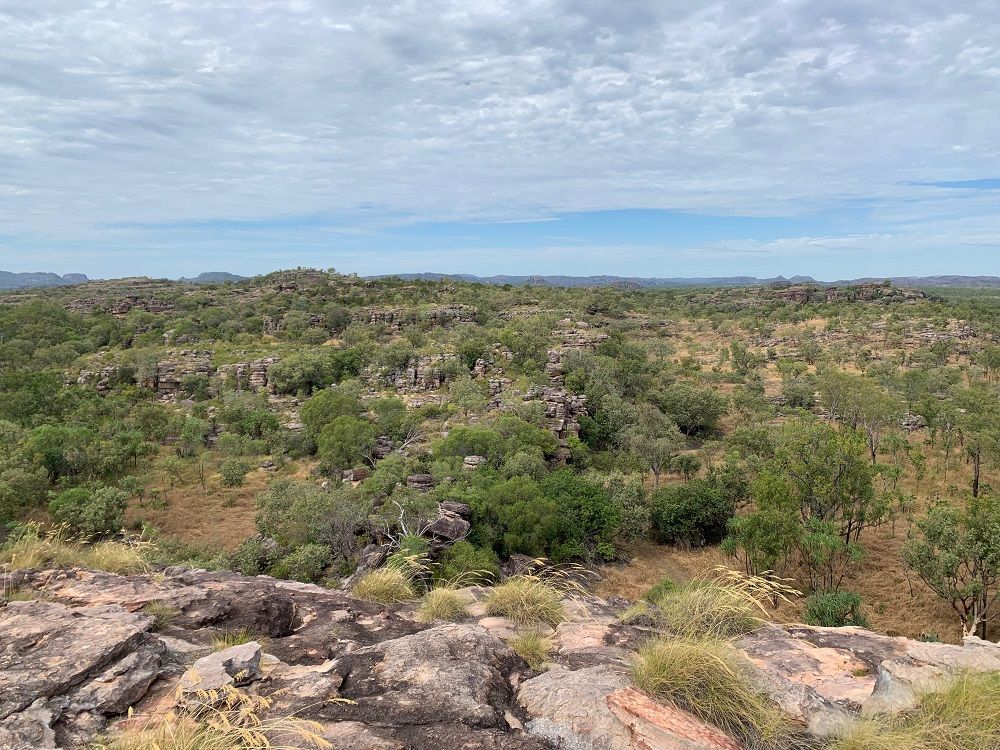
973,452 -> 981,498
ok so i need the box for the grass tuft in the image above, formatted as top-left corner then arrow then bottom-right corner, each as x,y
212,627 -> 264,651
351,567 -> 418,604
633,634 -> 793,750
485,576 -> 566,627
418,587 -> 469,622
143,601 -> 179,632
829,672 -> 1000,750
509,631 -> 553,671
646,567 -> 797,638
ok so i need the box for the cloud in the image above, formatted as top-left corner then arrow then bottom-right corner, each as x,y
0,1 -> 999,275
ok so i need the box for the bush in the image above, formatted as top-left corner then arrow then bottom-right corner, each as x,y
418,587 -> 469,622
655,382 -> 726,436
485,576 -> 566,627
434,541 -> 500,584
351,567 -> 418,604
300,389 -> 363,435
650,479 -> 733,547
229,535 -> 280,576
804,590 -> 870,628
632,635 -> 792,749
49,486 -> 128,537
219,458 -> 252,488
269,543 -> 333,583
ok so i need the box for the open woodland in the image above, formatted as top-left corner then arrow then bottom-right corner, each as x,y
3,269 -> 1000,644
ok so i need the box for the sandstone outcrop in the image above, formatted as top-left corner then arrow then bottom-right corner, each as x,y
4,567 -> 1000,750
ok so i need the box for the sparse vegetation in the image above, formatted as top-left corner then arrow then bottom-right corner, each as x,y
143,601 -> 178,632
212,627 -> 261,651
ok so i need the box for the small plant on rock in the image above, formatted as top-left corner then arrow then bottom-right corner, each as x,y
418,587 -> 469,622
485,576 -> 566,628
509,631 -> 553,671
351,567 -> 418,604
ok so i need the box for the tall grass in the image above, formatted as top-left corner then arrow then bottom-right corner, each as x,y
633,634 -> 794,750
509,631 -> 553,671
417,587 -> 469,622
1,525 -> 150,575
646,567 -> 798,638
829,672 -> 1000,750
485,576 -> 566,627
351,567 -> 417,604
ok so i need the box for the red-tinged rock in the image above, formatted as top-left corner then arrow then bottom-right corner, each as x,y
607,688 -> 745,750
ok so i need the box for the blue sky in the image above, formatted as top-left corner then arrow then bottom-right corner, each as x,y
1,1 -> 1000,280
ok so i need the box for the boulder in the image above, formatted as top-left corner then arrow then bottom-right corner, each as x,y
178,642 -> 262,694
519,664 -> 741,750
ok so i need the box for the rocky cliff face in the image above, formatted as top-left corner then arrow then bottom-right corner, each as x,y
3,567 -> 1000,750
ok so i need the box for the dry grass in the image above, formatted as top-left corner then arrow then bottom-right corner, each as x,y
829,672 -> 1000,750
417,587 -> 469,622
633,634 -> 794,750
351,567 -> 418,604
0,527 -> 150,575
92,685 -> 330,750
647,568 -> 798,638
509,631 -> 554,671
485,576 -> 566,628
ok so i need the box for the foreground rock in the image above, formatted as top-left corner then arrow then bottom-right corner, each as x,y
4,566 -> 1000,749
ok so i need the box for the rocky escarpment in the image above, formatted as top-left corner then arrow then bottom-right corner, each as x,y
3,567 -> 1000,750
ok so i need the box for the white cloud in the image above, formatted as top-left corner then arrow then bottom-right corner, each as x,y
0,0 -> 999,272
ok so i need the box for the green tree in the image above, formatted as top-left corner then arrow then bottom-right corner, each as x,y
49,486 -> 128,537
903,496 -> 1000,638
654,382 -> 726,436
317,416 -> 377,473
301,389 -> 363,436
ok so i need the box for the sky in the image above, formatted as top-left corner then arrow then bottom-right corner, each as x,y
1,1 -> 999,280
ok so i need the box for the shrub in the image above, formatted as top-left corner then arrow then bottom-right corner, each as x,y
269,543 -> 332,583
643,576 -> 677,603
655,382 -> 726,436
229,536 -> 281,576
829,672 -> 1000,750
418,587 -> 469,622
650,479 -> 733,547
509,631 -> 553,670
633,635 -> 792,749
804,590 -> 870,628
300,389 -> 363,435
485,576 -> 565,627
218,458 -> 252,488
49,486 -> 129,537
351,567 -> 418,604
434,541 -> 500,584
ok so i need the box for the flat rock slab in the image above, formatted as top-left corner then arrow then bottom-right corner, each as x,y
0,600 -> 154,719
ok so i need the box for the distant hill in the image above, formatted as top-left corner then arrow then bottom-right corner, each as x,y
177,272 -> 247,284
374,272 -> 1000,289
0,271 -> 89,289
